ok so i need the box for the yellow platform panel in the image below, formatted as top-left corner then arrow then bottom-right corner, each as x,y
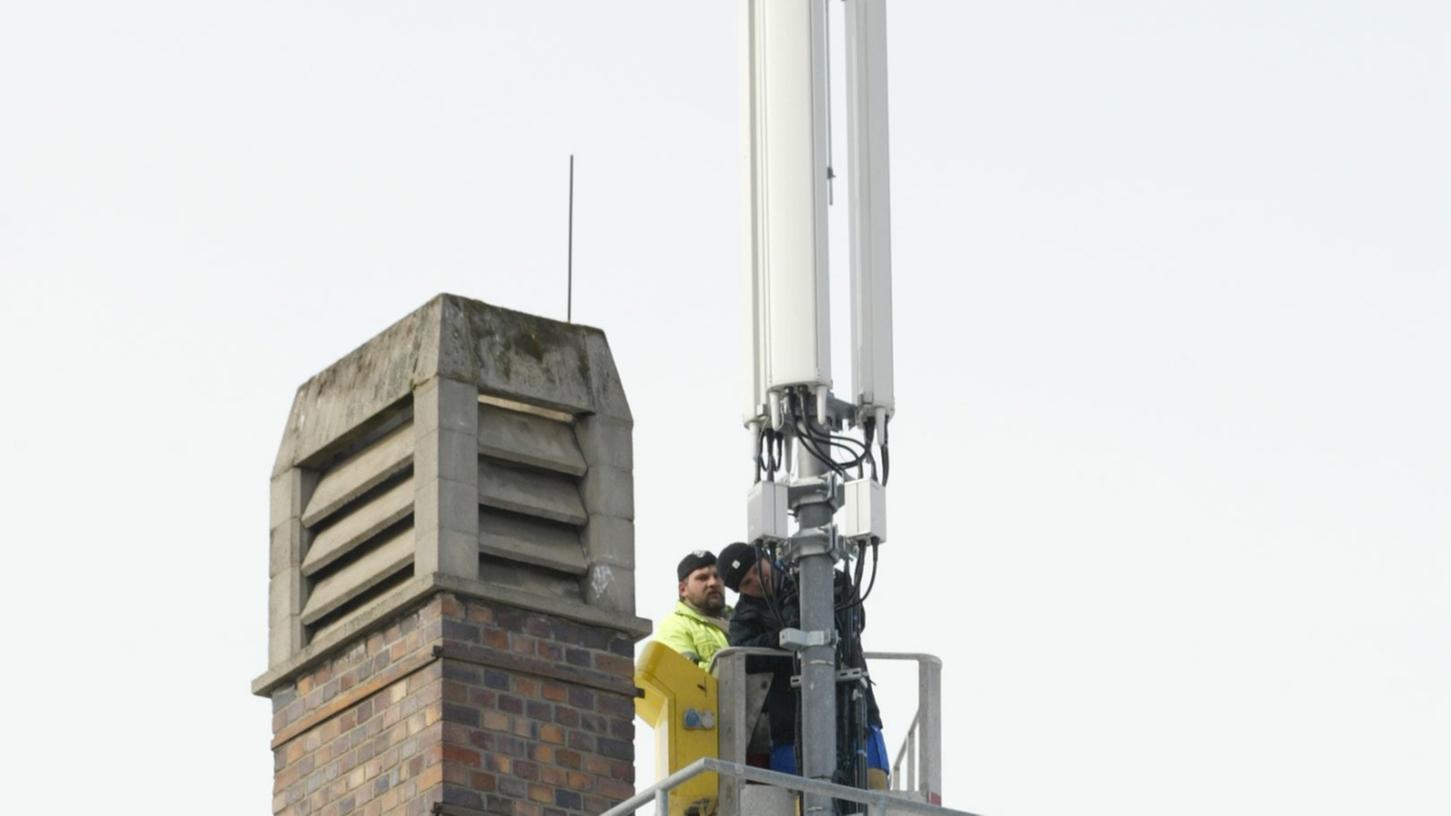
635,641 -> 719,816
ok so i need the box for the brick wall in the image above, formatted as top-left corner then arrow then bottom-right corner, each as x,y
269,592 -> 637,816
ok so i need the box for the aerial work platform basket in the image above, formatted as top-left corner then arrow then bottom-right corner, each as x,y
633,642 -> 954,816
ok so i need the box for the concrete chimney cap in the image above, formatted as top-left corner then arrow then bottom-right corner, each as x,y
272,293 -> 631,476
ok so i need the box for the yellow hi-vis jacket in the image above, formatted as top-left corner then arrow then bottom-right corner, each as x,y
655,600 -> 732,667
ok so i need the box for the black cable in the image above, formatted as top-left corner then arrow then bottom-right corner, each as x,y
858,542 -> 880,604
837,543 -> 867,613
862,418 -> 879,482
756,541 -> 793,633
754,425 -> 765,483
786,391 -> 848,476
835,542 -> 879,612
813,429 -> 871,468
880,418 -> 890,486
796,418 -> 850,478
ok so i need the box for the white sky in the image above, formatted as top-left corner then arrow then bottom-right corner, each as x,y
2,2 -> 1447,815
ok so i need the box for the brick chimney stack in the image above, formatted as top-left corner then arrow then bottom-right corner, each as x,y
254,295 -> 648,816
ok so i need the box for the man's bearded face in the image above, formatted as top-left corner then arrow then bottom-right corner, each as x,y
680,566 -> 726,615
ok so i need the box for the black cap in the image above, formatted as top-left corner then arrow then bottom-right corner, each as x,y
677,550 -> 717,582
717,542 -> 758,592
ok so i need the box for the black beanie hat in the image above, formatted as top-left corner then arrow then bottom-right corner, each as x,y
717,542 -> 758,592
677,550 -> 717,582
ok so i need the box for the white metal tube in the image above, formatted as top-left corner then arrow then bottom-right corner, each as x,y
741,0 -> 767,427
846,0 -> 895,416
745,0 -> 833,396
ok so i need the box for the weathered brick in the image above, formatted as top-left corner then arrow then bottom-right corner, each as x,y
595,737 -> 631,761
609,717 -> 633,740
442,703 -> 478,727
513,676 -> 540,698
442,618 -> 478,642
507,630 -> 536,653
495,607 -> 527,632
441,680 -> 470,704
567,687 -> 594,711
608,759 -> 633,782
441,661 -> 481,684
415,762 -> 443,790
498,777 -> 528,799
442,784 -> 483,809
443,763 -> 472,786
594,653 -> 633,677
496,734 -> 528,757
267,595 -> 640,816
470,771 -> 498,793
440,594 -> 465,619
468,729 -> 497,753
607,635 -> 634,658
595,778 -> 635,800
441,745 -> 480,767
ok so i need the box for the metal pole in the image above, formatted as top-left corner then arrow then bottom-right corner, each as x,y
566,154 -> 575,323
795,420 -> 838,816
918,658 -> 943,804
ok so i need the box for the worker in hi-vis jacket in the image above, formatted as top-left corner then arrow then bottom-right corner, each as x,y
654,550 -> 733,667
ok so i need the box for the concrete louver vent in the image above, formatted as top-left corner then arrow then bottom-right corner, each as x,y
476,403 -> 590,578
298,420 -> 417,633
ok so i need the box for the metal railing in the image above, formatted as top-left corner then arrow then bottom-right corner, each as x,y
705,647 -> 945,809
598,757 -> 978,816
862,652 -> 943,805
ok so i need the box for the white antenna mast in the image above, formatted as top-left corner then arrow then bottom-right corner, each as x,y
741,0 -> 894,806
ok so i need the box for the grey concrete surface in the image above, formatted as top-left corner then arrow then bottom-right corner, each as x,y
300,422 -> 414,528
301,476 -> 414,576
478,402 -> 587,476
260,294 -> 641,689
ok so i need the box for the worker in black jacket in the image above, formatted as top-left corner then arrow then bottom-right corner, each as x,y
717,541 -> 884,780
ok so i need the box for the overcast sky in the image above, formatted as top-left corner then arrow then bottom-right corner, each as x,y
2,2 -> 1447,815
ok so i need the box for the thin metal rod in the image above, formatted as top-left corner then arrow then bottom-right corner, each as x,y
567,154 -> 575,323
